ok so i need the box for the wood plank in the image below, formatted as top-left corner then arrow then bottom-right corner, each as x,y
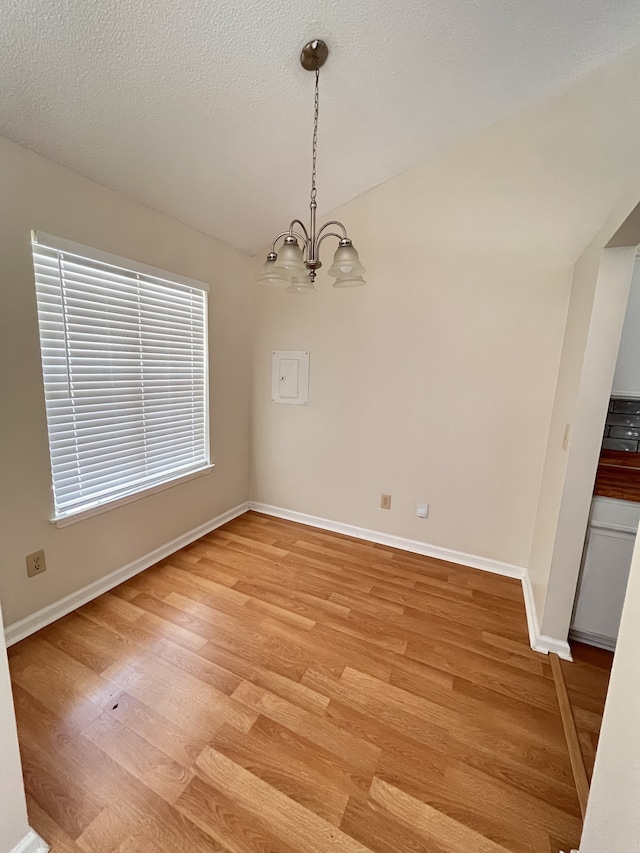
197,642 -> 331,714
175,774 -> 301,853
368,776 -> 513,853
63,736 -> 221,852
20,747 -> 103,840
10,640 -> 118,724
206,719 -> 354,825
26,795 -> 84,853
233,576 -> 352,618
82,711 -> 193,803
189,745 -> 375,853
550,653 -> 590,820
405,638 -> 559,712
82,592 -> 209,652
101,691 -> 204,767
102,653 -> 258,738
232,680 -> 381,773
341,795 -> 445,853
324,698 -> 580,818
303,666 -> 575,789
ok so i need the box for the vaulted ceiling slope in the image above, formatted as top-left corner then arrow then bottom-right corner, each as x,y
2,0 -> 640,254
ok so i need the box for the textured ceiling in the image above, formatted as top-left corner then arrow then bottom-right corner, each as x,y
2,0 -> 640,254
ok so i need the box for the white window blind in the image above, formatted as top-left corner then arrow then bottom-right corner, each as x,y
32,232 -> 210,521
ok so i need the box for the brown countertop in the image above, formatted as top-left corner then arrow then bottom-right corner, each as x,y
594,450 -> 640,502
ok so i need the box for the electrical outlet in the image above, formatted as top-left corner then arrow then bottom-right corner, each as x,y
380,494 -> 391,510
26,549 -> 46,577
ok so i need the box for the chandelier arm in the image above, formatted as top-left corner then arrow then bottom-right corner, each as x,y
316,220 -> 348,240
289,219 -> 310,243
315,231 -> 343,254
270,231 -> 308,254
270,232 -> 293,253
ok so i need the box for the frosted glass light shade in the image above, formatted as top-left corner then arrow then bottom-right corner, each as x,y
287,274 -> 316,294
328,243 -> 365,279
332,274 -> 366,288
257,257 -> 290,286
272,239 -> 306,277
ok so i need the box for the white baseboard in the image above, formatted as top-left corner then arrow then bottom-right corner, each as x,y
10,829 -> 49,853
249,502 -> 526,578
521,570 -> 541,649
569,628 -> 616,652
522,572 -> 573,660
532,633 -> 573,660
5,498 -> 574,664
4,502 -> 249,646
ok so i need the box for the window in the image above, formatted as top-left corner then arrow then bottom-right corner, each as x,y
32,231 -> 210,524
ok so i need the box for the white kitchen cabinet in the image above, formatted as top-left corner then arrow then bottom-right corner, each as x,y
570,497 -> 640,650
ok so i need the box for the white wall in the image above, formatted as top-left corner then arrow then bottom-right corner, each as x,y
251,191 -> 568,568
579,525 -> 640,852
251,44 -> 640,575
0,136 -> 253,629
517,44 -> 640,642
612,259 -> 640,398
0,603 -> 32,852
530,243 -> 637,641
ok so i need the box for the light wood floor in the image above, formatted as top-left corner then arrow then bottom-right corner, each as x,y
8,512 -> 611,853
561,643 -> 613,783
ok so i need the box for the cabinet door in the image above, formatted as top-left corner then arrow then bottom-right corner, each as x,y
572,525 -> 636,642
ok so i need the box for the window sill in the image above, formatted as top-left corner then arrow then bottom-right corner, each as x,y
51,464 -> 215,528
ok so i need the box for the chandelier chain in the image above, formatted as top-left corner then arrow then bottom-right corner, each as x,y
310,67 -> 319,204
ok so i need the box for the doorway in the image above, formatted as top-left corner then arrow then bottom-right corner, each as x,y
533,201 -> 640,850
570,257 -> 640,653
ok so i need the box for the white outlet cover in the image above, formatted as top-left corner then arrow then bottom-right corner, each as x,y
416,502 -> 429,518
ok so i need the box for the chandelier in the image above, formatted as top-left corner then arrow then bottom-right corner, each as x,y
257,39 -> 366,293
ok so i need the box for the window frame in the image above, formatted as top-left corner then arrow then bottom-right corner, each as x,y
31,230 -> 213,527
